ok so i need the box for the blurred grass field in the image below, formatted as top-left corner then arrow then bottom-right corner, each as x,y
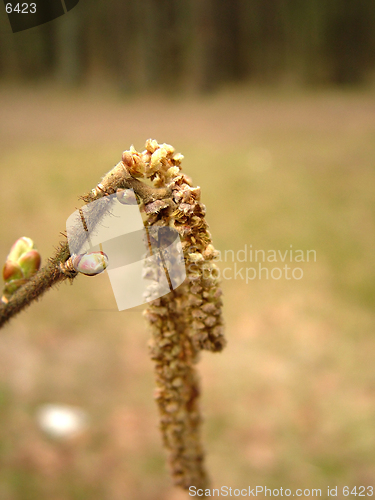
0,85 -> 375,500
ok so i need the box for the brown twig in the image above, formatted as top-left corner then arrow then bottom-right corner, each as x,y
0,160 -> 171,329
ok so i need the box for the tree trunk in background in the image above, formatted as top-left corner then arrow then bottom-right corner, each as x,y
0,0 -> 375,89
326,0 -> 375,84
183,0 -> 217,93
55,7 -> 81,84
0,13 -> 19,77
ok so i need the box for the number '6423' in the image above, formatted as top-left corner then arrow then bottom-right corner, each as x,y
6,3 -> 36,14
343,486 -> 374,496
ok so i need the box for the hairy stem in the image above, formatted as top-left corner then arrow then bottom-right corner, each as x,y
0,243 -> 71,328
0,161 -> 171,329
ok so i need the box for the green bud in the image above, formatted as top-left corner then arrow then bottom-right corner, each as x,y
2,236 -> 41,302
18,250 -> 42,279
7,237 -> 34,263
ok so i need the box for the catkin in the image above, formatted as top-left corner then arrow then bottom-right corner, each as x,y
121,140 -> 226,490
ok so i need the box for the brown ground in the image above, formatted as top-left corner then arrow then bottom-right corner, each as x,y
0,84 -> 375,499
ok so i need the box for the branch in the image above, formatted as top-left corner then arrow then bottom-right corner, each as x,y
0,161 -> 171,329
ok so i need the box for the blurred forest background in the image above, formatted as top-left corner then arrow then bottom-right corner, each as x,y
1,0 -> 375,90
1,1 -> 375,500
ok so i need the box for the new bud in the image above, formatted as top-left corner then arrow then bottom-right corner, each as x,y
3,261 -> 23,282
116,188 -> 138,205
7,236 -> 34,263
18,250 -> 42,279
2,236 -> 41,302
72,251 -> 109,276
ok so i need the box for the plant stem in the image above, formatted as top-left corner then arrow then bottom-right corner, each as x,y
0,161 -> 171,329
0,242 -> 71,328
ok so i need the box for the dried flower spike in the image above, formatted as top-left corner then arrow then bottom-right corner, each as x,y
121,139 -> 226,491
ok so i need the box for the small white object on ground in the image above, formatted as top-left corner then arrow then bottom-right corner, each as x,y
36,404 -> 88,439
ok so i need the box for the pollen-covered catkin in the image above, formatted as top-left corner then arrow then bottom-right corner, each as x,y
121,139 -> 226,353
121,140 -> 226,490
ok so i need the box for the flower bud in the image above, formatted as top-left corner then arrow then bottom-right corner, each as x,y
2,237 -> 41,301
18,250 -> 42,278
72,251 -> 109,276
116,188 -> 138,205
3,261 -> 23,282
7,236 -> 34,263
